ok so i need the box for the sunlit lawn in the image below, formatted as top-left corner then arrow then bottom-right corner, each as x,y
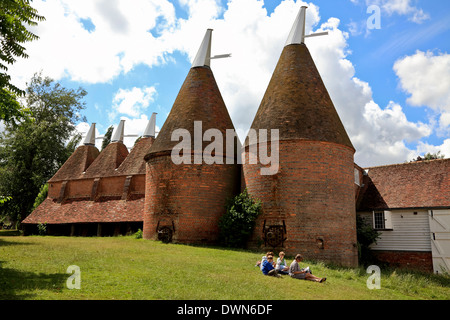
0,234 -> 449,300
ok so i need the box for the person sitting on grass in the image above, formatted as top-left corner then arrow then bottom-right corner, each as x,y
289,254 -> 326,283
261,255 -> 281,277
255,251 -> 274,269
275,251 -> 289,275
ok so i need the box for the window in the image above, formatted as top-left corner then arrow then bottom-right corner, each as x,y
373,211 -> 385,229
354,168 -> 360,186
373,211 -> 393,230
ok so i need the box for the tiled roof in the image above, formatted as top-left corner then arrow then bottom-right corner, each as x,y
244,43 -> 354,150
22,198 -> 144,224
49,145 -> 99,182
357,158 -> 450,210
83,142 -> 129,178
115,137 -> 154,176
145,66 -> 237,159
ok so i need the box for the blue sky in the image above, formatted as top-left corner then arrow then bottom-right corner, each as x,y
6,0 -> 450,167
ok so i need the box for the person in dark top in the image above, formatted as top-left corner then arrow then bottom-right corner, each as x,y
261,255 -> 281,277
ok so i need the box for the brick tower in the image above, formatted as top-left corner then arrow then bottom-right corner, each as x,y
243,7 -> 358,267
143,29 -> 240,244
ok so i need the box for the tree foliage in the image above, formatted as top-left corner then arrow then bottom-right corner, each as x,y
0,0 -> 45,94
31,183 -> 48,211
218,189 -> 262,248
411,151 -> 445,162
0,88 -> 27,123
356,214 -> 380,266
0,73 -> 87,222
0,0 -> 45,124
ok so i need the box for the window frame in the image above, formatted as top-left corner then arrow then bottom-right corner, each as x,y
372,210 -> 393,230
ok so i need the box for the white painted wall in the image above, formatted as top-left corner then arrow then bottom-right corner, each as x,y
428,209 -> 450,274
359,210 -> 431,252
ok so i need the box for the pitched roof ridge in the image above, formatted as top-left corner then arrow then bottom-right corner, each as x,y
364,157 -> 450,170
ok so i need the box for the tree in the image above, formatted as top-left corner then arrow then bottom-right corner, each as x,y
356,215 -> 380,266
0,0 -> 45,94
0,73 -> 87,223
31,183 -> 48,211
0,87 -> 28,123
411,151 -> 445,162
65,132 -> 82,158
101,125 -> 114,151
0,0 -> 45,124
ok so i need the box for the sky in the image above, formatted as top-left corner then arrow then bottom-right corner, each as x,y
5,0 -> 450,168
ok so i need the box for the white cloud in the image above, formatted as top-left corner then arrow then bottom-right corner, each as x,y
7,0 -> 443,167
413,139 -> 450,161
301,15 -> 432,167
367,0 -> 429,23
8,0 -> 179,87
394,50 -> 450,137
394,50 -> 450,111
111,86 -> 157,119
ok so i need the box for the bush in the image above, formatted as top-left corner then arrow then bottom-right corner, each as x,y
218,189 -> 261,248
134,229 -> 143,239
356,215 -> 380,266
37,222 -> 47,235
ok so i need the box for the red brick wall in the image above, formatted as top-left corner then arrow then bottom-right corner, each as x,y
65,179 -> 95,199
48,181 -> 62,199
143,152 -> 240,244
243,140 -> 358,267
372,250 -> 433,272
47,174 -> 146,202
96,176 -> 126,200
129,174 -> 146,199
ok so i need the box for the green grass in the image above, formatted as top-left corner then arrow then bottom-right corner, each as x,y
0,235 -> 449,300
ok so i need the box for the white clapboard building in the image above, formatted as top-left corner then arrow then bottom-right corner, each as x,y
355,159 -> 450,274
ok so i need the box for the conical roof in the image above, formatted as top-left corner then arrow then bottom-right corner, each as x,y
83,142 -> 129,178
245,43 -> 353,150
49,123 -> 100,182
145,30 -> 236,158
49,145 -> 100,182
116,114 -> 156,175
115,137 -> 154,175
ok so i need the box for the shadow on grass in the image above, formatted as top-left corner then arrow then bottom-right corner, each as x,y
0,238 -> 33,247
0,230 -> 22,236
0,238 -> 67,300
0,260 -> 67,300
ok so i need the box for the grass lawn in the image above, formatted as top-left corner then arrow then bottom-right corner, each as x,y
0,234 -> 449,300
